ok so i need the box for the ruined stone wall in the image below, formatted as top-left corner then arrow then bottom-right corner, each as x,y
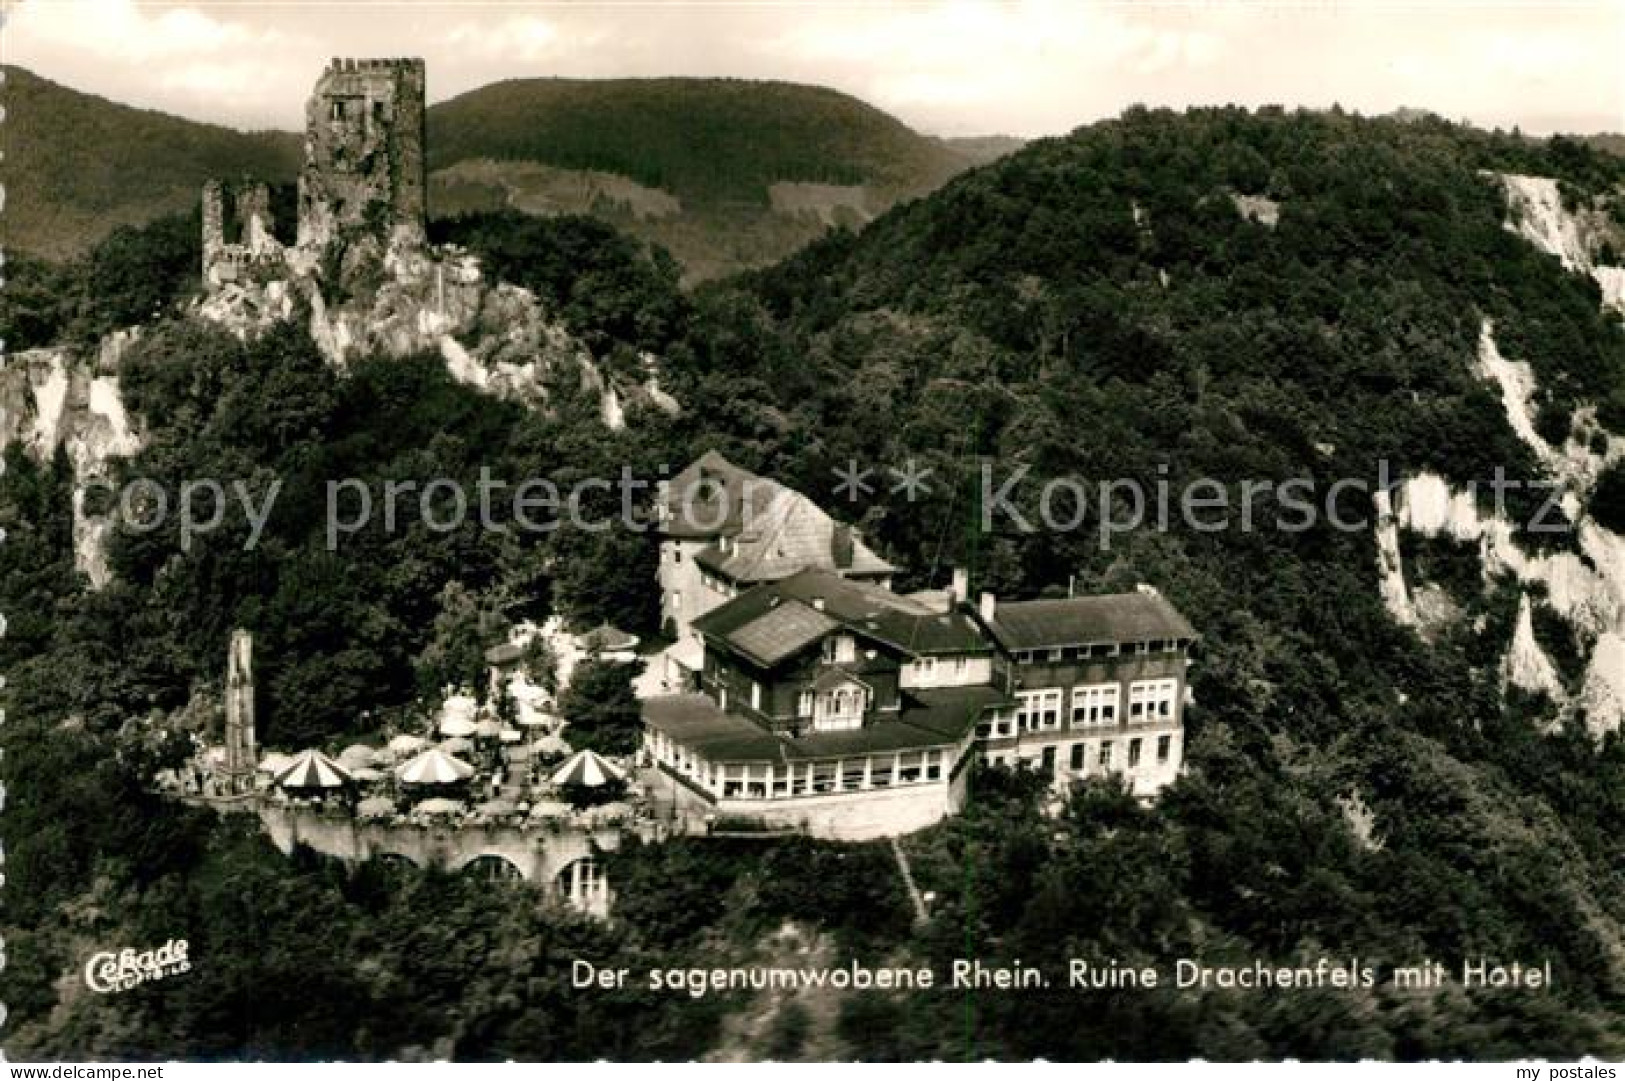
297,57 -> 428,252
202,179 -> 284,289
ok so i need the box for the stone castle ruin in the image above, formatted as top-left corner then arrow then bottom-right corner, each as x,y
297,57 -> 428,253
201,179 -> 285,288
194,57 -> 679,424
202,57 -> 427,288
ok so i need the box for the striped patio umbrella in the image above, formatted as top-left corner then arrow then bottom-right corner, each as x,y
388,734 -> 429,755
276,749 -> 353,790
257,751 -> 294,775
395,747 -> 475,786
439,716 -> 478,738
440,736 -> 475,755
549,749 -> 626,788
474,718 -> 504,739
338,744 -> 378,768
532,734 -> 571,757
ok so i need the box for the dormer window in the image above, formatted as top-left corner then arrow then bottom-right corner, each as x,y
822,635 -> 855,664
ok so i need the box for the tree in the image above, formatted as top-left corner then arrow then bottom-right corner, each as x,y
557,658 -> 643,755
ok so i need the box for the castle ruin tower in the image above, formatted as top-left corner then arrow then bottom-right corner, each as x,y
201,179 -> 283,289
223,629 -> 258,796
297,57 -> 428,253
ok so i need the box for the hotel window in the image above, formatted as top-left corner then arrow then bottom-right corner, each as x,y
1090,643 -> 1119,659
916,656 -> 937,678
723,764 -> 745,797
1128,738 -> 1142,768
1041,746 -> 1056,775
952,656 -> 968,675
673,548 -> 682,563
1128,679 -> 1178,721
1099,741 -> 1114,768
1049,647 -> 1065,661
1157,734 -> 1173,763
1070,743 -> 1086,770
1016,689 -> 1062,731
841,761 -> 866,791
1070,683 -> 1120,726
871,755 -> 895,787
898,752 -> 923,784
976,721 -> 992,739
811,761 -> 837,793
797,690 -> 814,717
925,750 -> 943,781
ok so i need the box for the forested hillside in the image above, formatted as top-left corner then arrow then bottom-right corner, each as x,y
4,106 -> 1625,1059
4,67 -> 987,279
0,67 -> 301,259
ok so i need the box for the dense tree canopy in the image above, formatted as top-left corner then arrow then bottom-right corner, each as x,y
5,107 -> 1625,1060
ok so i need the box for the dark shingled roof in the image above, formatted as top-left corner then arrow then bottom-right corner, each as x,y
985,591 -> 1197,652
728,601 -> 838,667
660,450 -> 895,580
693,567 -> 989,666
642,685 -> 1007,764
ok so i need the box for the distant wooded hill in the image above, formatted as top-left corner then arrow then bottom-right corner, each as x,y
4,67 -> 1014,279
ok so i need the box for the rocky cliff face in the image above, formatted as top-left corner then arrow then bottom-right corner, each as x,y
1497,173 -> 1625,312
1371,179 -> 1625,736
0,332 -> 143,587
199,243 -> 677,431
1374,319 -> 1625,737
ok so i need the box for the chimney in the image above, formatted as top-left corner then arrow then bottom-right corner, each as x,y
832,524 -> 854,569
978,592 -> 997,622
949,567 -> 970,603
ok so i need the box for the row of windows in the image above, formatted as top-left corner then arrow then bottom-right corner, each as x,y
997,678 -> 1179,734
1011,640 -> 1183,664
987,734 -> 1174,775
647,729 -> 948,799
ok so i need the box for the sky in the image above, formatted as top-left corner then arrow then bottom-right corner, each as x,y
2,0 -> 1623,138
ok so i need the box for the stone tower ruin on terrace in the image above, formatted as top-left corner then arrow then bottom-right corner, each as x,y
201,57 -> 428,288
297,57 -> 428,252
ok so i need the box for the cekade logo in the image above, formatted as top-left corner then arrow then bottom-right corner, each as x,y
83,939 -> 192,994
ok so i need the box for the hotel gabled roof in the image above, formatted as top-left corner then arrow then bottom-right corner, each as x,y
983,591 -> 1197,652
642,685 -> 1007,765
693,566 -> 990,666
661,450 -> 896,582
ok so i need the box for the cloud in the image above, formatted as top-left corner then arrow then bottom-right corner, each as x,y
6,0 -> 319,125
445,15 -> 570,64
9,0 -> 300,63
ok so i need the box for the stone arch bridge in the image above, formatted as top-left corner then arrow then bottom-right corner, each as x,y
256,806 -> 671,917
